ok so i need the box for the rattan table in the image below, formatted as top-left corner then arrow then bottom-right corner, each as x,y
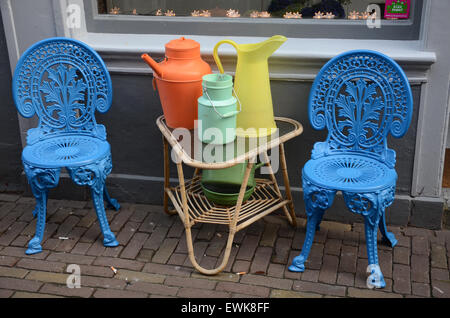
156,116 -> 303,275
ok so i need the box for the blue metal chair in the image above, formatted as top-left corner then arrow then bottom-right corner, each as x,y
12,37 -> 120,255
288,50 -> 413,288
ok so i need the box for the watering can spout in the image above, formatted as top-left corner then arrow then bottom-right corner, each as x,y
141,53 -> 163,78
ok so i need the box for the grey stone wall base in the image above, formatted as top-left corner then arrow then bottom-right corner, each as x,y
19,174 -> 445,230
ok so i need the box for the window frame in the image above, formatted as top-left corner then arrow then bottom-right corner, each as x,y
84,0 -> 423,40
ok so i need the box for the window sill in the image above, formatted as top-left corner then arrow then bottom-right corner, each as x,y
76,32 -> 436,83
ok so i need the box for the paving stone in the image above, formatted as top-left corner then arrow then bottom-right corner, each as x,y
411,254 -> 430,283
0,255 -> 18,267
236,235 -> 259,261
271,237 -> 292,264
347,287 -> 402,298
432,280 -> 450,298
293,280 -> 346,297
0,277 -> 42,292
47,252 -> 95,265
143,263 -> 192,277
393,246 -> 410,265
102,245 -> 123,258
41,283 -> 95,297
93,288 -> 148,298
0,266 -> 29,278
205,232 -> 227,257
71,242 -> 92,255
165,276 -> 216,290
116,221 -> 140,246
0,221 -> 28,246
0,289 -> 14,298
431,244 -> 448,269
115,269 -> 165,284
93,256 -> 144,271
339,245 -> 358,273
12,291 -> 63,298
120,232 -> 149,259
412,282 -> 431,297
0,246 -> 49,260
300,269 -> 319,282
343,231 -> 359,247
270,289 -> 322,298
393,264 -> 411,294
324,239 -> 342,256
25,271 -> 69,285
16,258 -> 66,273
82,275 -> 127,289
412,236 -> 430,256
109,208 -> 134,232
306,243 -> 324,270
167,221 -> 184,238
143,226 -> 170,251
217,281 -> 270,297
250,246 -> 272,274
337,272 -> 355,287
55,215 -> 81,237
431,268 -> 449,281
0,194 -> 20,202
152,238 -> 179,264
260,223 -> 279,247
127,281 -> 178,296
177,287 -> 228,298
55,227 -> 86,253
240,274 -> 293,290
232,260 -> 250,273
267,263 -> 285,278
378,249 -> 393,279
318,254 -> 339,284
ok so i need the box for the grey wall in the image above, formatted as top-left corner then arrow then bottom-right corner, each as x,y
0,11 -> 22,189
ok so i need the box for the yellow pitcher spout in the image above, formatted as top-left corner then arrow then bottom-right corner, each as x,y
213,35 -> 287,138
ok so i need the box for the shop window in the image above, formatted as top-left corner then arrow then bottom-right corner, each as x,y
85,0 -> 423,40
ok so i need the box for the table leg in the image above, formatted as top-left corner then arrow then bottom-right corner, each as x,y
262,151 -> 296,227
163,136 -> 176,215
179,159 -> 254,275
279,143 -> 297,227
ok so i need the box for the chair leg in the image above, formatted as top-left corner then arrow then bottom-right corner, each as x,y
103,187 -> 120,211
23,163 -> 60,255
343,188 -> 395,289
67,155 -> 118,247
289,178 -> 336,272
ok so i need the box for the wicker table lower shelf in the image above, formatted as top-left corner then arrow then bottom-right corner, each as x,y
167,175 -> 289,230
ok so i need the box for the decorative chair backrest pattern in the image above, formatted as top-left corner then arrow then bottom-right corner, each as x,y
12,37 -> 112,145
308,50 -> 413,168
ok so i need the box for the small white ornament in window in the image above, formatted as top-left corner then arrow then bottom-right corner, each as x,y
313,11 -> 325,19
325,12 -> 335,19
191,10 -> 200,17
155,9 -> 163,16
132,9 -> 137,15
165,10 -> 175,16
200,10 -> 211,17
259,11 -> 271,18
250,11 -> 259,18
226,9 -> 240,18
348,11 -> 359,20
109,6 -> 120,15
359,12 -> 370,20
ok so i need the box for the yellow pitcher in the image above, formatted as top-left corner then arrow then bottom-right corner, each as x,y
213,35 -> 287,137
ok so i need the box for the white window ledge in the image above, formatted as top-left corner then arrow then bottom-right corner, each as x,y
77,32 -> 436,83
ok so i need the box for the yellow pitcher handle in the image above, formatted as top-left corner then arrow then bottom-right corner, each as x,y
213,39 -> 239,74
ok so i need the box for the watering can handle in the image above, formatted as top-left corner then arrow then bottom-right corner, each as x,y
203,87 -> 242,119
213,40 -> 239,74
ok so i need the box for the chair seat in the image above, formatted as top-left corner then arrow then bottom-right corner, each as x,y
303,154 -> 397,192
22,135 -> 110,168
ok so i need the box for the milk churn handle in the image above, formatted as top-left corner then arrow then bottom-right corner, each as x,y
203,87 -> 242,119
213,39 -> 239,74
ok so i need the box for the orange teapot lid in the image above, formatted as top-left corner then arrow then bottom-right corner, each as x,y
165,37 -> 200,59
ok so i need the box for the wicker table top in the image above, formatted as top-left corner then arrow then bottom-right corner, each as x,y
156,116 -> 303,169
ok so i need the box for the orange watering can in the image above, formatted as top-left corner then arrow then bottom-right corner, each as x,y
141,37 -> 211,129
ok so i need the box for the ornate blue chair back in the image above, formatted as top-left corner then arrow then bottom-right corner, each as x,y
12,37 -> 112,145
308,50 -> 413,168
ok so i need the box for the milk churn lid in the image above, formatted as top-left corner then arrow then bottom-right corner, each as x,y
165,37 -> 200,59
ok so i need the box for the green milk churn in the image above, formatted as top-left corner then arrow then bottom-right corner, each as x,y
197,73 -> 241,144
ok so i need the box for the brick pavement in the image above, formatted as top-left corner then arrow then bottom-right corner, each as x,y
0,193 -> 449,298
